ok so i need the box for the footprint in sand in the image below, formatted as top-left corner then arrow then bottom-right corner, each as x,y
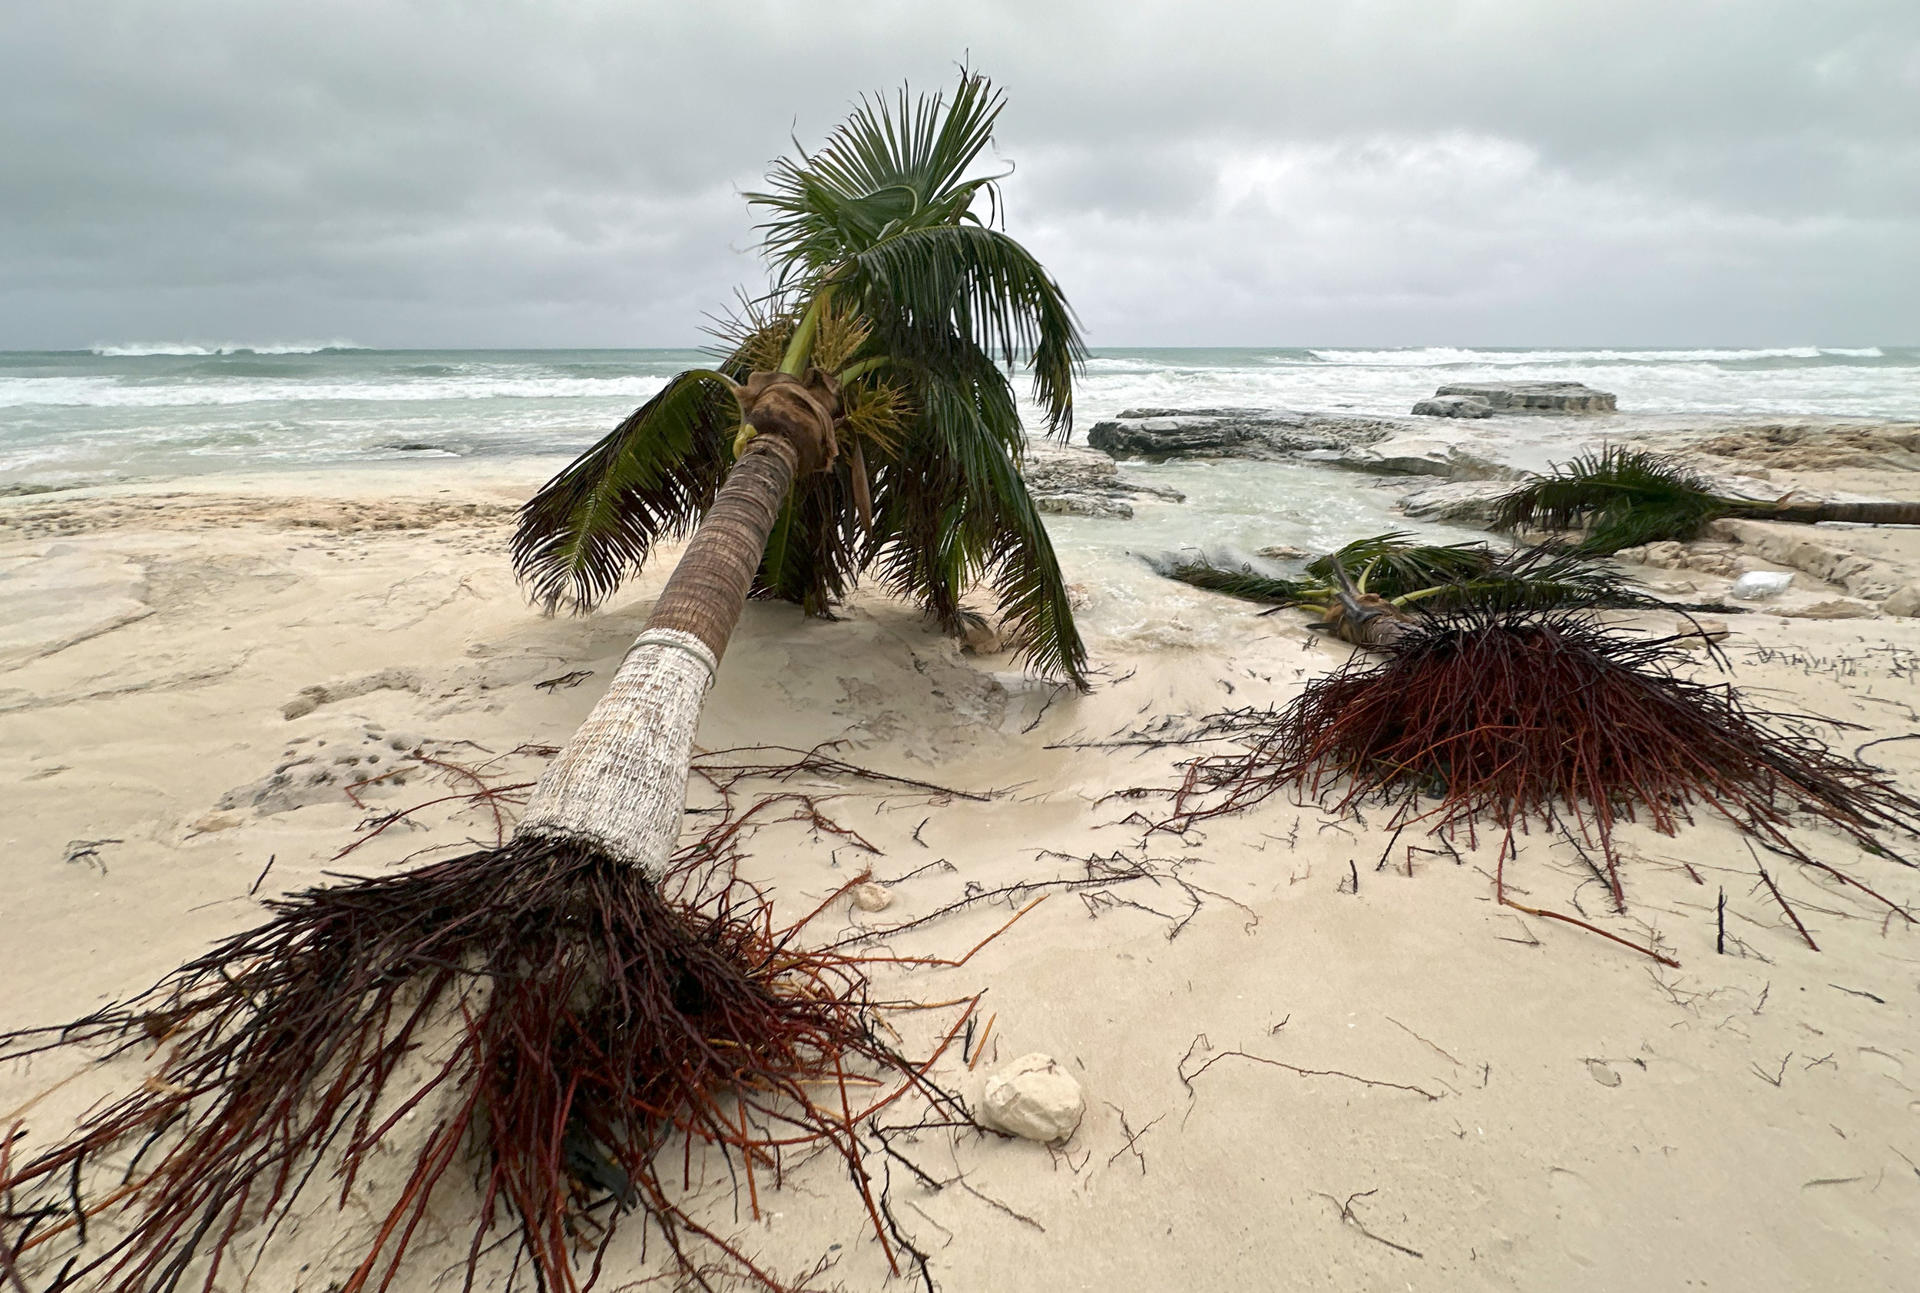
1546,1168 -> 1598,1266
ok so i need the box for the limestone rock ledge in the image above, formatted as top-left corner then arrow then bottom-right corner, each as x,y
1023,441 -> 1185,520
1085,408 -> 1401,462
1423,381 -> 1617,414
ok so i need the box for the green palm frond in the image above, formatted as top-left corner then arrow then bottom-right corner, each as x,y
746,71 -> 1085,437
1156,557 -> 1311,606
512,371 -> 739,612
1156,537 -> 1664,617
981,475 -> 1086,685
844,223 -> 1084,434
755,468 -> 864,616
1307,533 -> 1496,597
866,357 -> 1087,686
1398,545 -> 1662,612
748,72 -> 1008,280
1491,447 -> 1727,554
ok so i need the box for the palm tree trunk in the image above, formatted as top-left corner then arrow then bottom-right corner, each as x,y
1726,499 -> 1920,526
518,433 -> 799,871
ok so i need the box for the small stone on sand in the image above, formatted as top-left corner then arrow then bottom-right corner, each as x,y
1675,616 -> 1731,649
852,882 -> 892,912
978,1053 -> 1085,1143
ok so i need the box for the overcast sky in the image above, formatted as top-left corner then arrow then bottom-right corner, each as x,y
4,1 -> 1916,350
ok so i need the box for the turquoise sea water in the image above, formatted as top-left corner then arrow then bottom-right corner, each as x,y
3,345 -> 1916,488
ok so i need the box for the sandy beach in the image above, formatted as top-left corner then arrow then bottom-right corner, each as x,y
4,433 -> 1918,1291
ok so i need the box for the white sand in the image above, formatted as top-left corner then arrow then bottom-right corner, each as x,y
3,460 -> 1918,1291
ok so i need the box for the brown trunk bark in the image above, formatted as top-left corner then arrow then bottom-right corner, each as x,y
516,396 -> 827,870
1728,500 -> 1920,527
646,434 -> 799,662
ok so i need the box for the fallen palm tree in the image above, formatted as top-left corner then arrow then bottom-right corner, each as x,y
1492,445 -> 1920,554
1155,533 -> 1705,634
1154,597 -> 1919,937
1,72 -> 1076,1293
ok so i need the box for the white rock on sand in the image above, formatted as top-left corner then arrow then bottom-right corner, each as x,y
977,1053 -> 1086,1143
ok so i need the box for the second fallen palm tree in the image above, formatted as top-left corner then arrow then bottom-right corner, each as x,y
1491,445 -> 1920,555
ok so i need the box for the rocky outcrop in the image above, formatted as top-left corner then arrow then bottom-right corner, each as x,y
1411,395 -> 1494,419
1396,480 -> 1516,524
1689,423 -> 1920,472
1084,406 -> 1531,484
1023,441 -> 1184,520
1616,519 -> 1920,617
1343,435 -> 1519,480
1085,408 -> 1398,462
1418,381 -> 1616,414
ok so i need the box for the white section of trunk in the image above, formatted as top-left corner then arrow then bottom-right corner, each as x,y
515,627 -> 718,874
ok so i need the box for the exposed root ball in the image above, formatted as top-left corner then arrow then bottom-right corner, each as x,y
0,837 -> 916,1292
1163,608 -> 1920,913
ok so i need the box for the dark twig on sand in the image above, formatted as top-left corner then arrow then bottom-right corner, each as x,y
1755,863 -> 1819,951
1177,1035 -> 1440,1103
1317,1189 -> 1424,1259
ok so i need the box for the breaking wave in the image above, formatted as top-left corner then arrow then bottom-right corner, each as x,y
1305,346 -> 1887,366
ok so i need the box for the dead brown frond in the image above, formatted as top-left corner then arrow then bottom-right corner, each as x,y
704,289 -> 797,376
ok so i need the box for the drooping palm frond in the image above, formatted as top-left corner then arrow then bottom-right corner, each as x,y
973,444 -> 1087,683
1307,532 -> 1496,597
865,346 -> 1087,685
751,473 -> 849,614
843,223 -> 1085,435
1155,557 -> 1310,605
1155,534 -> 1680,619
1491,447 -> 1728,554
1398,545 -> 1673,613
512,371 -> 738,612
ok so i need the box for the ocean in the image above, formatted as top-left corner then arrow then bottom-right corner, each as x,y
4,344 -> 1916,489
6,344 -> 1916,648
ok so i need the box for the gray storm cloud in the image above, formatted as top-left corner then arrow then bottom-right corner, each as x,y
2,0 -> 1915,348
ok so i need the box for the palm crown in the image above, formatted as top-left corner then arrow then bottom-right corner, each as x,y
512,72 -> 1090,685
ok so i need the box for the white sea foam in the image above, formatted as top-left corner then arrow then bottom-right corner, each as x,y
0,374 -> 668,409
1303,346 -> 1881,366
89,340 -> 371,357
